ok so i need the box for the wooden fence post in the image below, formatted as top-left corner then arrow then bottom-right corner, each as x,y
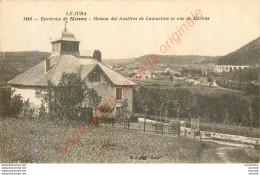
162,123 -> 164,135
178,124 -> 180,137
128,120 -> 130,130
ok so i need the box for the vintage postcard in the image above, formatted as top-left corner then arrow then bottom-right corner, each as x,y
0,0 -> 259,166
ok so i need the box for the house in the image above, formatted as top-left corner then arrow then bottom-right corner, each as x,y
7,26 -> 137,118
143,70 -> 152,79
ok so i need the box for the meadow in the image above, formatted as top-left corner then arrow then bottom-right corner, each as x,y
0,116 -> 259,163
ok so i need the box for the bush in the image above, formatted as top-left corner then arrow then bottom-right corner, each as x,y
2,89 -> 32,118
36,73 -> 102,121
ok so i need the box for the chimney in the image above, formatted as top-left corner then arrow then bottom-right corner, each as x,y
45,59 -> 51,74
93,50 -> 101,62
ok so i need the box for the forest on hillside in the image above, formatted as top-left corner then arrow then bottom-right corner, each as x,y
216,37 -> 260,65
0,51 -> 50,85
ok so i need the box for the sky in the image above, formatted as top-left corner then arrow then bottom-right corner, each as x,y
0,0 -> 259,59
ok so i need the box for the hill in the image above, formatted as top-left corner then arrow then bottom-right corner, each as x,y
216,37 -> 260,65
103,55 -> 218,66
135,55 -> 218,65
0,51 -> 50,85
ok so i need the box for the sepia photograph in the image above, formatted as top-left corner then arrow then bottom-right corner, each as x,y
0,0 -> 259,168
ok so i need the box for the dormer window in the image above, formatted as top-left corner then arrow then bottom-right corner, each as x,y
89,72 -> 101,82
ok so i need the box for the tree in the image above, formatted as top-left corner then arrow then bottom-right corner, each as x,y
207,77 -> 213,86
2,89 -> 33,118
248,106 -> 256,129
246,83 -> 259,95
136,87 -> 154,131
172,89 -> 192,120
121,99 -> 131,121
167,100 -> 174,118
8,90 -> 24,117
37,73 -> 101,120
149,88 -> 168,122
85,88 -> 102,111
158,93 -> 168,122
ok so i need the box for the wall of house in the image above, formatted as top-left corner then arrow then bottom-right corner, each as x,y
85,75 -> 134,118
11,72 -> 134,118
11,86 -> 42,107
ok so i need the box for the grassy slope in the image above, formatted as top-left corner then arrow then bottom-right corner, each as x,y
0,116 -> 221,163
1,116 -> 259,163
226,148 -> 259,163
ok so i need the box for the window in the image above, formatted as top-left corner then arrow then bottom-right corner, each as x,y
88,72 -> 101,82
116,87 -> 122,100
66,43 -> 73,52
73,43 -> 79,52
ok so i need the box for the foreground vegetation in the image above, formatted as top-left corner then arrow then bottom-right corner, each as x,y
134,87 -> 260,128
1,116 -> 259,163
134,113 -> 260,138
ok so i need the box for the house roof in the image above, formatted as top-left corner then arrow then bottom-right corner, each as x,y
8,54 -> 136,87
50,28 -> 80,43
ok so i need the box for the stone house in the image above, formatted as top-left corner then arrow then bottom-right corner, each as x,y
7,26 -> 136,118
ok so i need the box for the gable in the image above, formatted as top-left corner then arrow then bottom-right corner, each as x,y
85,64 -> 113,85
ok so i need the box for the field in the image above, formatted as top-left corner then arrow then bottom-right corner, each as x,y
0,116 -> 259,163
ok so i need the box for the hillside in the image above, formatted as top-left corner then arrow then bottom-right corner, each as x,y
0,51 -> 50,85
216,37 -> 260,65
135,55 -> 218,65
103,58 -> 134,65
104,55 -> 218,66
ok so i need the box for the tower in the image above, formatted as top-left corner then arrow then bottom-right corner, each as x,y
50,24 -> 80,57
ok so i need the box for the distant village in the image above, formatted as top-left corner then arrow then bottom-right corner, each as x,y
109,62 -> 220,88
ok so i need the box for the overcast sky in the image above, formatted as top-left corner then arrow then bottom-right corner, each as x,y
0,0 -> 259,59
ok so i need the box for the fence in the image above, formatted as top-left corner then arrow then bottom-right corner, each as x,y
120,120 -> 180,137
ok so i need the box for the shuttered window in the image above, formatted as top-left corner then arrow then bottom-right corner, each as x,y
116,88 -> 122,100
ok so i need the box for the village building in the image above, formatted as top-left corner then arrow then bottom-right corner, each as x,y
7,26 -> 136,118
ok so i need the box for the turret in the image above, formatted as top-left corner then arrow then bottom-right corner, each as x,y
50,24 -> 80,57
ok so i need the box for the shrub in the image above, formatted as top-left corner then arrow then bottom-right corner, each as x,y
36,73 -> 102,121
3,89 -> 32,118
